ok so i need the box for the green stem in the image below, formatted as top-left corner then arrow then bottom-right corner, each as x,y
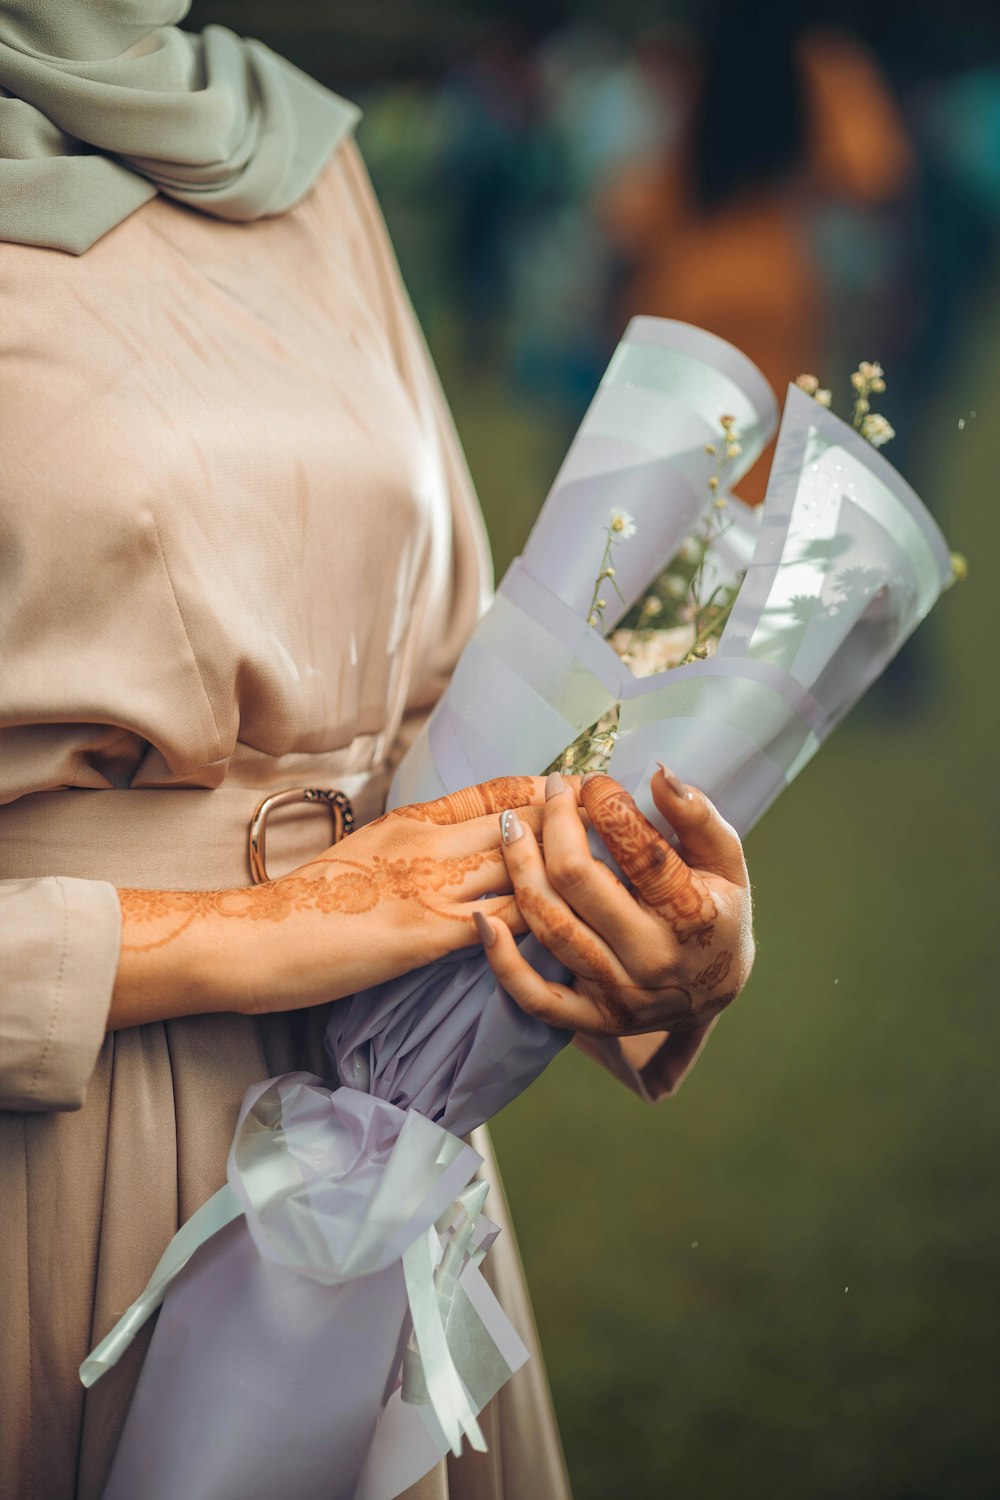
679,588 -> 740,665
586,533 -> 615,628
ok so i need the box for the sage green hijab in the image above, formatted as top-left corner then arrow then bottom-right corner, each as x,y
0,1 -> 360,253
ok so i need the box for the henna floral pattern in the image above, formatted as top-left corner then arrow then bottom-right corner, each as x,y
119,835 -> 508,952
380,777 -> 543,826
487,773 -> 751,1041
515,884 -> 716,1034
580,776 -> 718,945
515,885 -> 639,1031
693,950 -> 733,990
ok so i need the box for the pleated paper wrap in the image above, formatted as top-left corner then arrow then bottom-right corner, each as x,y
84,319 -> 952,1500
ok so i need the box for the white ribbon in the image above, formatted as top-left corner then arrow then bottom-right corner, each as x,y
79,1183 -> 242,1388
400,1180 -> 493,1456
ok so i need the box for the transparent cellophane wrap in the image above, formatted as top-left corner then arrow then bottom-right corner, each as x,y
86,320 -> 951,1500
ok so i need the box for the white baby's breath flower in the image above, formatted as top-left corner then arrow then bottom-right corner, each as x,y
609,507 -> 636,539
610,624 -> 698,678
861,413 -> 895,448
797,373 -> 833,409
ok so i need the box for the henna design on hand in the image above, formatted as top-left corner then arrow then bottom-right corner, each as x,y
581,776 -> 717,945
385,778 -> 542,825
516,884 -> 718,1035
693,950 -> 733,991
119,848 -> 505,952
516,885 -> 638,1031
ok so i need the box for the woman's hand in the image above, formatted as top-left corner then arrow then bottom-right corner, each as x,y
110,777 -> 566,1029
473,765 -> 754,1088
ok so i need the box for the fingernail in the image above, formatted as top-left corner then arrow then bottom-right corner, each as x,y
657,762 -> 689,798
473,911 -> 496,948
545,771 -> 566,800
580,771 -> 605,786
500,809 -> 524,844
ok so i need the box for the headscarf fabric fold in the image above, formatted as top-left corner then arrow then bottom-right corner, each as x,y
0,1 -> 359,253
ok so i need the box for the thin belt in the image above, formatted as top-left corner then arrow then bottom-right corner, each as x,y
0,770 -> 389,891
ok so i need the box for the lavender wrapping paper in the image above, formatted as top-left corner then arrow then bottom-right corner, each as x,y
96,944 -> 571,1500
89,319 -> 952,1500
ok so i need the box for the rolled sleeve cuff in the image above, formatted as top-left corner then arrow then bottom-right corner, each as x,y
0,876 -> 121,1111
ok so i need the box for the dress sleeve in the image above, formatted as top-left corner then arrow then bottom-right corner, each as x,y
0,877 -> 120,1112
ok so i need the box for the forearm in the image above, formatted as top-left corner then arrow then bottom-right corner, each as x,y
109,878 -> 407,1029
109,890 -> 248,1030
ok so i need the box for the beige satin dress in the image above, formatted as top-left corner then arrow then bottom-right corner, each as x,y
0,140 -> 571,1500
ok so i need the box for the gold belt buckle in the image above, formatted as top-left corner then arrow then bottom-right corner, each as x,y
248,787 -> 356,884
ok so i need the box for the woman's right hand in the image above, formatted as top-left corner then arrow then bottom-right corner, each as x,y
110,777 -> 561,1029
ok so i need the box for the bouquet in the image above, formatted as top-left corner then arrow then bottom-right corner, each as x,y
82,320 -> 956,1500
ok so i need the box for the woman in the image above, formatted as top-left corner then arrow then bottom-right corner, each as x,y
0,7 -> 754,1498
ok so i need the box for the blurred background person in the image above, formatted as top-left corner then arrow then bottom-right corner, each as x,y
600,0 -> 917,503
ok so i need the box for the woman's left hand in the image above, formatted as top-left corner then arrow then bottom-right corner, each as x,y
474,764 -> 754,1080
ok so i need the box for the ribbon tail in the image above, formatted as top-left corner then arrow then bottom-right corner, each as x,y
402,1227 -> 488,1457
79,1183 -> 243,1388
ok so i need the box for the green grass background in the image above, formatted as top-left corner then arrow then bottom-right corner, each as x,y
430,290 -> 1000,1499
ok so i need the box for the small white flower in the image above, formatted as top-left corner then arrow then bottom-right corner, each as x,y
795,373 -> 820,395
608,508 -> 636,539
609,624 -> 697,678
815,388 -> 832,407
861,413 -> 895,448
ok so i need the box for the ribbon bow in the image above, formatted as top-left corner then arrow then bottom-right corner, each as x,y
81,1074 -> 527,1463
